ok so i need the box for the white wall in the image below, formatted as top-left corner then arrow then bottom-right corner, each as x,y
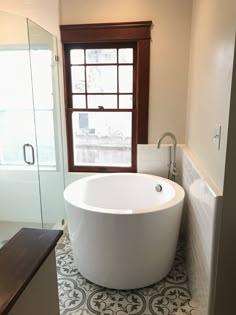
60,0 -> 192,145
186,0 -> 236,192
137,144 -> 182,180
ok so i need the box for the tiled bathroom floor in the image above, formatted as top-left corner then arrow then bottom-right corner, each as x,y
56,232 -> 199,315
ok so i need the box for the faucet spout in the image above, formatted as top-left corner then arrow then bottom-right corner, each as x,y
157,132 -> 177,148
157,132 -> 177,181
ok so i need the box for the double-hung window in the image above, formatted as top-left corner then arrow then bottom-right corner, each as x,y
61,21 -> 152,172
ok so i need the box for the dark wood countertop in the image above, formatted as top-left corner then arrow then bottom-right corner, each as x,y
0,228 -> 63,315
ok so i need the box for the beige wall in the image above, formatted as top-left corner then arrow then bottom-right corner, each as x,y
186,0 -> 236,192
0,12 -> 28,45
0,0 -> 60,36
0,12 -> 56,47
60,0 -> 192,145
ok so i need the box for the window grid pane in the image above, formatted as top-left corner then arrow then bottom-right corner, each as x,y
71,66 -> 85,93
118,48 -> 133,63
86,66 -> 117,93
119,95 -> 133,109
87,95 -> 117,109
72,95 -> 86,108
86,49 -> 117,64
119,66 -> 133,93
70,49 -> 85,64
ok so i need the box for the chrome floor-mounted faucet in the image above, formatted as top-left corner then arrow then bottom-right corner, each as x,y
157,132 -> 177,181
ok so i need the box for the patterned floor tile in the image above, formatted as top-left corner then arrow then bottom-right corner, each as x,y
56,233 -> 199,315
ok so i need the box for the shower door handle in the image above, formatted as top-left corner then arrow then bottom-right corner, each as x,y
23,143 -> 35,165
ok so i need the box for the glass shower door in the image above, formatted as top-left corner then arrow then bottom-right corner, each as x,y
27,19 -> 65,229
0,12 -> 43,246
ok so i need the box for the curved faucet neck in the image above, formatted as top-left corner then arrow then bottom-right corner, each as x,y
157,132 -> 177,148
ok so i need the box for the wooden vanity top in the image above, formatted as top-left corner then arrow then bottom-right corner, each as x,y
0,228 -> 62,315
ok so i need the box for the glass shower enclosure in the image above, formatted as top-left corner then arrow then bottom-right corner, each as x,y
0,11 -> 65,246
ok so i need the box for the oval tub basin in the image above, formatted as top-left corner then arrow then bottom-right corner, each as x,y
64,173 -> 185,290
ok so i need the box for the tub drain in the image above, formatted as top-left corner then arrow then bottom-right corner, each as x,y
155,184 -> 162,192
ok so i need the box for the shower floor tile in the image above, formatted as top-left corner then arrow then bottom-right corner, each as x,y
0,221 -> 54,248
0,221 -> 42,248
56,233 -> 199,315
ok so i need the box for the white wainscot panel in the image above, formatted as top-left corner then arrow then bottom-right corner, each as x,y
181,148 -> 222,315
137,144 -> 182,181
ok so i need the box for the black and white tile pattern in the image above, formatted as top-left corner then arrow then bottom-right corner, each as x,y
56,232 -> 199,315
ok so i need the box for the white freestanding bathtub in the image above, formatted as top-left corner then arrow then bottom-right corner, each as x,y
64,173 -> 185,290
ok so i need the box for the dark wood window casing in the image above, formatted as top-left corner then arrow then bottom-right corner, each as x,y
60,21 -> 152,172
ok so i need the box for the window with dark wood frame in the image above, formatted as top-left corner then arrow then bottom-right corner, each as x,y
60,21 -> 152,172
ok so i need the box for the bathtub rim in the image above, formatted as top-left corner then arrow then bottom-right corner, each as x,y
64,173 -> 185,215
